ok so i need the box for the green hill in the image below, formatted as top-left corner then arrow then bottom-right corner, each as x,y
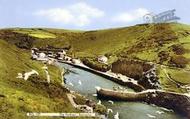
0,39 -> 85,119
9,23 -> 190,91
0,23 -> 190,118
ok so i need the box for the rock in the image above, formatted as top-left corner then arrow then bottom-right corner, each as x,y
86,99 -> 96,108
138,66 -> 161,89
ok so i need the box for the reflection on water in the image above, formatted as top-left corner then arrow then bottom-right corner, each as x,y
58,63 -> 183,119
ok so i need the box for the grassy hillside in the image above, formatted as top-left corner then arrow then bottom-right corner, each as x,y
9,23 -> 190,93
10,23 -> 190,63
0,40 -> 86,119
0,23 -> 190,118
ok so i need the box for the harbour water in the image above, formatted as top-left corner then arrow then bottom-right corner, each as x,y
58,63 -> 183,119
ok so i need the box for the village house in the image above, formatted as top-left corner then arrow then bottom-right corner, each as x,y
56,50 -> 67,60
37,52 -> 48,61
98,55 -> 108,64
31,48 -> 39,60
71,59 -> 81,64
31,48 -> 38,54
62,50 -> 66,55
47,51 -> 54,58
64,56 -> 72,61
31,54 -> 38,60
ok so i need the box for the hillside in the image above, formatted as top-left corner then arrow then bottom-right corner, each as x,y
3,23 -> 190,91
0,39 -> 89,119
0,23 -> 190,118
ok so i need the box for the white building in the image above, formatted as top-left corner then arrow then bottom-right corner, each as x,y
64,56 -> 72,61
62,50 -> 66,55
98,55 -> 108,64
47,52 -> 54,57
31,48 -> 38,59
57,50 -> 66,60
31,48 -> 38,54
39,52 -> 46,58
72,59 -> 81,64
32,54 -> 38,59
37,52 -> 48,61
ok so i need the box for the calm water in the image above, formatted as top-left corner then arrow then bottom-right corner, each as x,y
58,63 -> 183,119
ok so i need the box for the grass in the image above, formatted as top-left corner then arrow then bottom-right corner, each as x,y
0,40 -> 86,119
170,23 -> 190,32
133,50 -> 158,62
157,64 -> 190,93
13,28 -> 57,39
157,66 -> 187,93
167,68 -> 190,84
178,36 -> 190,43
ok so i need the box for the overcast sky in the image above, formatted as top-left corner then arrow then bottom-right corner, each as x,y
0,0 -> 189,30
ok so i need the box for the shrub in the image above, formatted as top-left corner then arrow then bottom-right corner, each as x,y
171,44 -> 186,55
170,55 -> 189,68
0,30 -> 36,49
94,104 -> 107,114
82,58 -> 111,72
158,51 -> 169,63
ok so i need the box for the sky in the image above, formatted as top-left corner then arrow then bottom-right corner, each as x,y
0,0 -> 190,30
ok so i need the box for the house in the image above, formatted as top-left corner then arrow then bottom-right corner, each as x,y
62,50 -> 66,55
72,59 -> 81,64
47,51 -> 54,57
56,50 -> 66,60
39,52 -> 46,58
31,48 -> 39,56
57,53 -> 64,59
31,54 -> 38,60
98,55 -> 108,64
64,56 -> 72,61
37,52 -> 48,61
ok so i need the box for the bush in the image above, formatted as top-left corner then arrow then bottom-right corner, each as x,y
158,51 -> 169,63
0,30 -> 36,49
171,44 -> 186,55
170,55 -> 189,68
94,104 -> 107,114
